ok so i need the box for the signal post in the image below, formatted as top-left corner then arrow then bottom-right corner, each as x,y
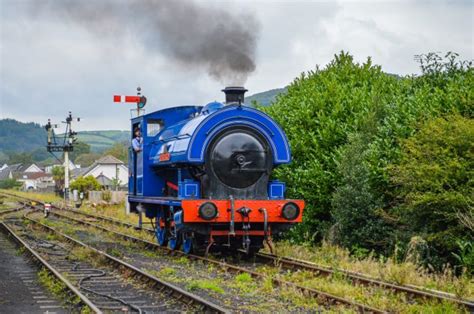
45,112 -> 80,202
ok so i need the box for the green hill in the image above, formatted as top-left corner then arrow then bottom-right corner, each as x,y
74,130 -> 130,152
0,118 -> 130,157
246,87 -> 287,107
0,119 -> 47,153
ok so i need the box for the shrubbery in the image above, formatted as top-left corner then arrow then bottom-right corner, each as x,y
262,51 -> 473,271
0,178 -> 22,189
70,175 -> 101,194
390,115 -> 473,271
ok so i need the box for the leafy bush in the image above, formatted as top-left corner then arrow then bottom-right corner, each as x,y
0,178 -> 22,189
331,133 -> 390,254
70,175 -> 101,194
262,51 -> 473,267
263,52 -> 400,240
389,115 -> 473,271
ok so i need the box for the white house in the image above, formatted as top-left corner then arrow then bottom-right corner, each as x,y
0,163 -> 54,190
72,155 -> 128,189
18,172 -> 54,190
23,164 -> 43,173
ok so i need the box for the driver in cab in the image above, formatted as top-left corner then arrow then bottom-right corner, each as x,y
132,127 -> 143,153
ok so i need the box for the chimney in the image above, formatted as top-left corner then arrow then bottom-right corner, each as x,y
222,86 -> 248,104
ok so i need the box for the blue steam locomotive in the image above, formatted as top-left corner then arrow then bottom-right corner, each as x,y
127,87 -> 304,255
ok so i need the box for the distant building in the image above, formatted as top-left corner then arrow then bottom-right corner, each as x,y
0,163 -> 54,191
0,163 -> 24,180
44,160 -> 79,174
71,155 -> 128,189
17,171 -> 54,190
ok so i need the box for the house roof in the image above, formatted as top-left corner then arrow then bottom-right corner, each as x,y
23,164 -> 44,173
70,155 -> 126,180
95,155 -> 124,165
96,174 -> 113,186
0,169 -> 10,180
0,164 -> 22,180
71,167 -> 90,178
17,172 -> 52,180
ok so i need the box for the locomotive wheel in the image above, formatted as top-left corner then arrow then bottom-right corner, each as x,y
182,236 -> 193,254
182,234 -> 207,255
169,231 -> 182,250
156,226 -> 168,246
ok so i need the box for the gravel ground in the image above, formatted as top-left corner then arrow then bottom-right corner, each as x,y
0,224 -> 67,314
7,217 -> 194,313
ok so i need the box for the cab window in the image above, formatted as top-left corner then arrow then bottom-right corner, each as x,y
147,119 -> 163,137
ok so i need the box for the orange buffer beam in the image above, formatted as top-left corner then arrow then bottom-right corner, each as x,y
181,199 -> 304,223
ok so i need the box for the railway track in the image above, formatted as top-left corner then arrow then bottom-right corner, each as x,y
2,191 -> 473,312
45,209 -> 382,313
0,216 -> 101,313
0,204 -> 226,313
52,202 -> 474,312
0,219 -> 68,313
18,213 -> 227,313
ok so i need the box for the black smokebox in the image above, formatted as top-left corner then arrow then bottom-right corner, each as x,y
222,86 -> 248,104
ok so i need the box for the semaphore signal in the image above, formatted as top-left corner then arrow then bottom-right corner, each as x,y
45,111 -> 80,201
114,86 -> 147,117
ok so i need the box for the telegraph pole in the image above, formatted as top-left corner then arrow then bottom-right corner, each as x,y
45,112 -> 80,202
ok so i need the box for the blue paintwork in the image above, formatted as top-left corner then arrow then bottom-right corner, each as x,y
128,196 -> 182,207
182,237 -> 193,254
128,101 -> 291,206
156,227 -> 167,246
173,211 -> 183,230
178,179 -> 200,199
268,180 -> 286,199
169,236 -> 181,250
148,103 -> 291,167
128,106 -> 201,198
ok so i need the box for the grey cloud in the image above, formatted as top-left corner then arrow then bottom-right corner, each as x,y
30,0 -> 260,86
1,0 -> 472,130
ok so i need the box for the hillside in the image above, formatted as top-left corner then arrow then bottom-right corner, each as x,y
246,87 -> 287,107
0,119 -> 129,156
74,130 -> 130,152
0,119 -> 47,153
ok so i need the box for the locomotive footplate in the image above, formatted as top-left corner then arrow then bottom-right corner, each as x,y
181,199 -> 305,224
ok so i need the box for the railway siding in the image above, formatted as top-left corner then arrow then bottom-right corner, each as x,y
2,191 -> 472,313
53,206 -> 474,312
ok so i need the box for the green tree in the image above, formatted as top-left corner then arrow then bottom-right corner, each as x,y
68,141 -> 91,162
52,166 -> 65,192
75,152 -> 101,167
389,115 -> 474,270
104,141 -> 128,163
70,175 -> 101,194
7,152 -> 34,164
0,178 -> 22,189
331,133 -> 391,254
262,51 -> 472,253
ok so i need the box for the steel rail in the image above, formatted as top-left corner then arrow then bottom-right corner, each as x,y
254,251 -> 474,311
0,206 -> 26,216
24,213 -> 229,314
48,210 -> 384,313
6,191 -> 472,311
0,220 -> 102,314
57,205 -> 474,311
30,192 -> 474,312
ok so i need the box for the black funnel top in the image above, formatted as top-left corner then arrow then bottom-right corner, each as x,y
222,86 -> 248,104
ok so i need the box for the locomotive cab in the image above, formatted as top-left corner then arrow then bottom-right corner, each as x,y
127,87 -> 304,256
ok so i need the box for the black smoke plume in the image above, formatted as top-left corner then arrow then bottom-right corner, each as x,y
32,0 -> 260,85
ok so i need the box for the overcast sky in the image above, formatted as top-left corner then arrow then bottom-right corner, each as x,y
1,0 -> 472,131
